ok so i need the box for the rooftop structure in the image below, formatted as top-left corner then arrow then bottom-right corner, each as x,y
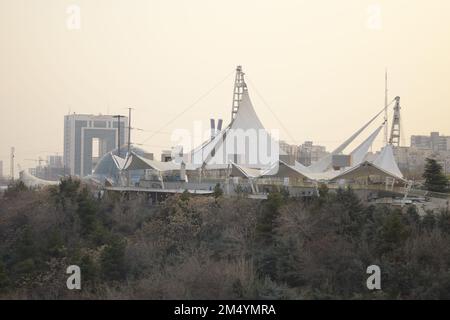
24,66 -> 409,200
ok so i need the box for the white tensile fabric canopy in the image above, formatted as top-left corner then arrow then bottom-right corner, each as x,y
349,125 -> 383,167
306,170 -> 341,181
308,109 -> 385,173
19,170 -> 60,187
123,152 -> 180,172
330,144 -> 405,182
372,144 -> 404,179
330,160 -> 406,182
190,89 -> 283,169
111,154 -> 127,170
230,162 -> 263,179
262,160 -> 314,180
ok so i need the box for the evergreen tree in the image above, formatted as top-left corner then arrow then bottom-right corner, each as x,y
0,261 -> 9,290
423,158 -> 448,192
76,187 -> 98,236
3,181 -> 28,199
180,189 -> 190,202
100,237 -> 127,281
255,192 -> 285,279
213,183 -> 224,199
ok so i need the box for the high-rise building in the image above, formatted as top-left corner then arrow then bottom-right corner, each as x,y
29,155 -> 65,181
64,114 -> 128,176
297,141 -> 329,166
48,155 -> 63,168
411,132 -> 449,152
279,140 -> 298,164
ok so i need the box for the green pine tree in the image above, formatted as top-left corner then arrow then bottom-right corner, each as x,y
213,183 -> 224,199
100,237 -> 127,281
423,158 -> 448,192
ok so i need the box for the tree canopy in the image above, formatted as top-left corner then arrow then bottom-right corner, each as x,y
423,158 -> 448,192
1,180 -> 450,299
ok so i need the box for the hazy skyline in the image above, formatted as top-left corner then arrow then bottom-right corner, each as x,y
1,0 -> 450,174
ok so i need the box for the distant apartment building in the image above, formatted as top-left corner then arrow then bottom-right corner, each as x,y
279,140 -> 299,164
411,132 -> 450,152
48,155 -> 63,168
0,160 -> 3,179
394,146 -> 434,177
297,141 -> 329,166
394,132 -> 450,178
64,114 -> 128,177
279,141 -> 298,157
29,154 -> 66,181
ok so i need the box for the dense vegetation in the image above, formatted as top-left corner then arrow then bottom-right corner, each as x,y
423,158 -> 449,193
1,179 -> 450,299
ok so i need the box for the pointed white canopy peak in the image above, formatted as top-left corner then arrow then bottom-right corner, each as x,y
230,90 -> 266,132
308,108 -> 385,173
350,125 -> 383,166
333,108 -> 385,155
191,86 -> 282,168
373,144 -> 403,179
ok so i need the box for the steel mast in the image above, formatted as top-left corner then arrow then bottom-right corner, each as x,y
389,96 -> 401,147
231,65 -> 247,121
384,69 -> 388,145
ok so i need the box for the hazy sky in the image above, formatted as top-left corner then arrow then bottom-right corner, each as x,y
1,0 -> 450,174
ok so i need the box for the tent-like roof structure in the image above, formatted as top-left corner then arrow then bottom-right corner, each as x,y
262,160 -> 314,180
19,170 -> 60,187
372,144 -> 403,179
349,125 -> 383,167
88,67 -> 406,189
124,152 -> 180,172
308,109 -> 385,173
330,144 -> 405,182
92,145 -> 148,175
306,170 -> 341,181
230,162 -> 263,179
230,90 -> 266,132
330,160 -> 405,182
190,69 -> 283,170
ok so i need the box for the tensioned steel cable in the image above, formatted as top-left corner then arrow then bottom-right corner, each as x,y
139,69 -> 235,145
246,77 -> 298,144
247,78 -> 395,147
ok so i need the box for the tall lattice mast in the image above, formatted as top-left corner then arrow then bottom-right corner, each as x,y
389,96 -> 401,146
231,65 -> 247,121
384,69 -> 388,145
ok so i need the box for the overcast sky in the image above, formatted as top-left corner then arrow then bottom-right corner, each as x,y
1,0 -> 450,174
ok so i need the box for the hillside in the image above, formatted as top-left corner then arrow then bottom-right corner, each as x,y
1,179 -> 450,299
